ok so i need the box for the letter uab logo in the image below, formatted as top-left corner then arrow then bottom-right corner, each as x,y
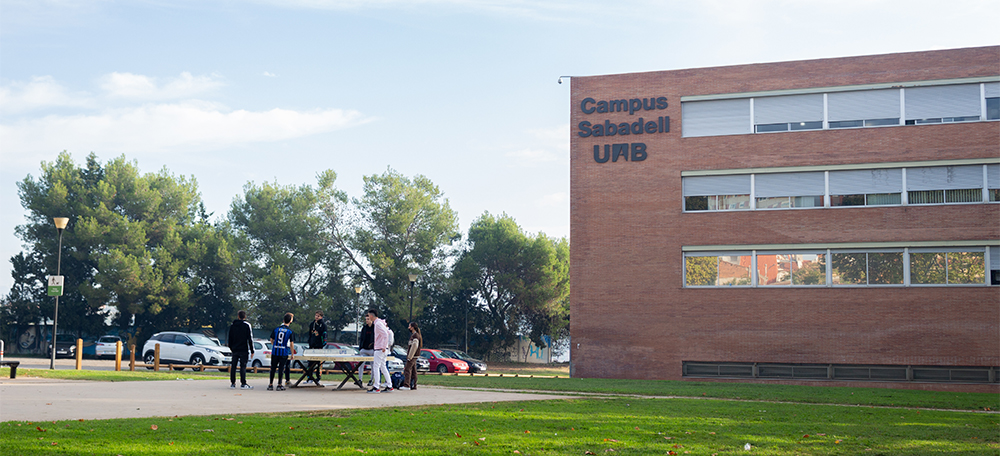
593,143 -> 646,163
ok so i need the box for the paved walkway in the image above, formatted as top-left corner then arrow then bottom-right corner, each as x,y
0,376 -> 573,422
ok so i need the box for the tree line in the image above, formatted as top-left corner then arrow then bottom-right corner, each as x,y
2,152 -> 569,360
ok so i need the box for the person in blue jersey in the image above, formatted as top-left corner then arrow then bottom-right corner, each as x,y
268,312 -> 295,391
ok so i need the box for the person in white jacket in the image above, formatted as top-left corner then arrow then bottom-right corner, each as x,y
367,308 -> 394,393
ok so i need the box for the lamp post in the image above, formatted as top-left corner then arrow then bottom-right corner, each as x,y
354,285 -> 362,346
407,273 -> 418,323
49,217 -> 69,370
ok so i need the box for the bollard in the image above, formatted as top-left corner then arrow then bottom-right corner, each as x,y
115,340 -> 122,371
154,343 -> 160,371
75,338 -> 83,370
129,345 -> 136,371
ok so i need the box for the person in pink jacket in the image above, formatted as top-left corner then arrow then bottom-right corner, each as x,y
367,308 -> 394,393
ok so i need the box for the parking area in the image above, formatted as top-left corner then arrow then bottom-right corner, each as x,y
0,375 -> 572,422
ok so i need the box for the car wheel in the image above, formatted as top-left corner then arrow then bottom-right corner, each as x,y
143,351 -> 155,370
252,359 -> 262,368
436,364 -> 449,373
190,354 -> 206,372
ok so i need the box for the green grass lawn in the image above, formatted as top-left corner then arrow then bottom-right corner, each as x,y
3,367 -> 997,455
2,397 -> 997,455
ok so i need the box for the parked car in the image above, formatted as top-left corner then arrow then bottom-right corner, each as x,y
94,335 -> 129,359
142,332 -> 232,370
440,349 -> 487,373
391,344 -> 430,372
419,348 -> 469,373
48,334 -> 78,359
249,339 -> 272,368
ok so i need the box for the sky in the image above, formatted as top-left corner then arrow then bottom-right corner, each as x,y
1,0 -> 998,293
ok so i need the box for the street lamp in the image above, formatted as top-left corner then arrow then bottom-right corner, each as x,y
354,285 -> 362,346
407,273 -> 418,323
49,217 -> 69,370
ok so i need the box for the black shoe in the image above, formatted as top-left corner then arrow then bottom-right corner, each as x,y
267,384 -> 274,391
276,384 -> 286,391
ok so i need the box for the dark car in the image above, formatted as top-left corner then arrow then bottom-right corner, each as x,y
440,349 -> 487,373
49,334 -> 78,358
391,344 -> 430,372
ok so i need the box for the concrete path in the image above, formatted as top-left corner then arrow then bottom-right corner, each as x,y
0,376 -> 572,422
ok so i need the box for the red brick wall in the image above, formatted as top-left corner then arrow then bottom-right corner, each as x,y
569,46 -> 1000,392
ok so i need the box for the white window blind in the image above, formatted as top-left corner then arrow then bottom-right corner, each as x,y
985,82 -> 1000,98
828,89 -> 900,121
991,246 -> 1000,270
753,94 -> 823,124
829,168 -> 902,194
907,165 -> 984,190
755,172 -> 825,197
904,84 -> 981,120
681,99 -> 752,138
682,175 -> 751,196
987,164 -> 1000,189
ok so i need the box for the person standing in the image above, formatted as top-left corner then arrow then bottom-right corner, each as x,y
268,313 -> 295,391
227,310 -> 254,390
358,312 -> 375,387
399,322 -> 422,390
307,310 -> 328,386
367,308 -> 393,393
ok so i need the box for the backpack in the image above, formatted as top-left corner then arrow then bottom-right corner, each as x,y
390,371 -> 404,389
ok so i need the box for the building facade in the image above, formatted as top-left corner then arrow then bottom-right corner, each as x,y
569,46 -> 999,392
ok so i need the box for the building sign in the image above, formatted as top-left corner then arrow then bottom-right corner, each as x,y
577,96 -> 670,163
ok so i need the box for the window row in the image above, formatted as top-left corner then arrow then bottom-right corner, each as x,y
683,246 -> 998,287
681,81 -> 1000,138
683,163 -> 1000,212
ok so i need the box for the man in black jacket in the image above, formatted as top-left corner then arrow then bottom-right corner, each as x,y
358,313 -> 375,386
307,311 -> 328,386
228,310 -> 254,389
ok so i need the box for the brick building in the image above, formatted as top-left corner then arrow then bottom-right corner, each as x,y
568,46 -> 999,392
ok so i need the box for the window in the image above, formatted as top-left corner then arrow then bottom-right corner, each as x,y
685,253 -> 752,286
829,169 -> 902,207
831,251 -> 904,285
985,82 -> 999,120
754,172 -> 825,209
756,252 -> 826,286
754,93 -> 823,133
904,84 -> 982,124
828,89 -> 900,129
681,99 -> 752,138
910,250 -> 985,285
682,174 -> 751,211
907,165 -> 984,204
988,165 -> 1000,202
684,245 -> 992,287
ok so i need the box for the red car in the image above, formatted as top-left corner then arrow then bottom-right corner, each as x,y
420,348 -> 469,373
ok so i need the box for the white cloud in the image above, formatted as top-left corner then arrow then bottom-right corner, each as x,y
0,102 -> 372,163
99,72 -> 225,100
536,192 -> 566,208
262,71 -> 278,78
0,76 -> 93,113
503,124 -> 569,167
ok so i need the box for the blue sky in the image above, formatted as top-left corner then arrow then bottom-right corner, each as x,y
1,0 -> 997,292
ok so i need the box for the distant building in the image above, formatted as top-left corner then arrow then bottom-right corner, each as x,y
569,46 -> 999,392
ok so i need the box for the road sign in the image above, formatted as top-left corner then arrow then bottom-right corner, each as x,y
47,275 -> 64,297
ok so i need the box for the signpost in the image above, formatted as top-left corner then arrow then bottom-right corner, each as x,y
47,275 -> 64,297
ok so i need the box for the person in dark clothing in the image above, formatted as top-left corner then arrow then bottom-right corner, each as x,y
268,312 -> 295,391
400,322 -> 422,390
307,311 -> 328,386
358,314 -> 375,385
227,310 -> 254,389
